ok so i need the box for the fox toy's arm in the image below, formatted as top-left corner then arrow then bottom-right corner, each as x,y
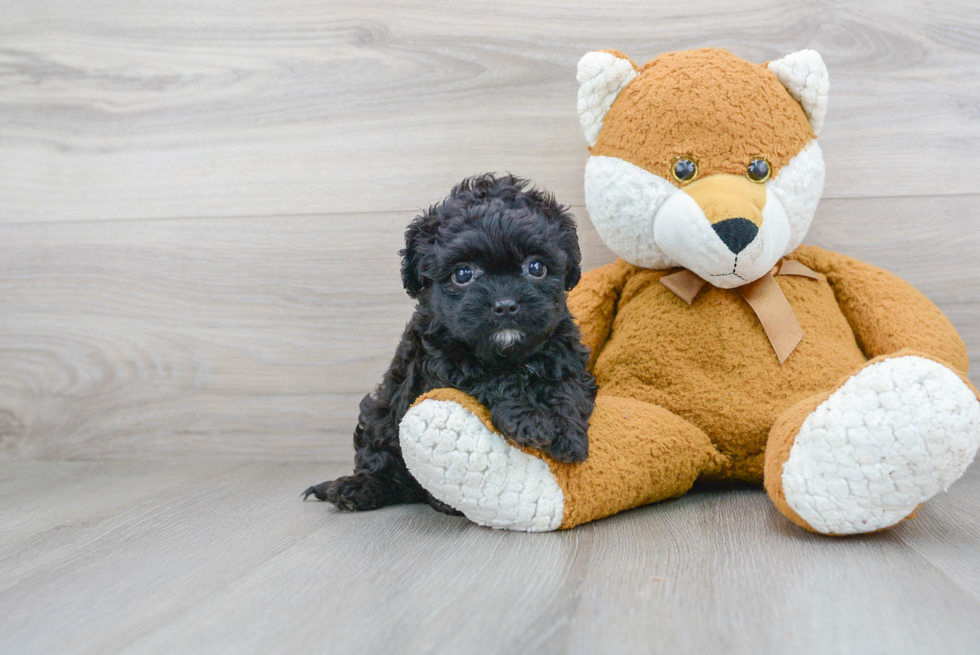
566,258 -> 635,371
791,244 -> 969,374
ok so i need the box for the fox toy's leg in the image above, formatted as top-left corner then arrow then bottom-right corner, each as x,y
765,352 -> 980,535
399,389 -> 729,531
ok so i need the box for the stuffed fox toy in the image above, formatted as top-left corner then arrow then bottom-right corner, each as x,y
397,48 -> 980,534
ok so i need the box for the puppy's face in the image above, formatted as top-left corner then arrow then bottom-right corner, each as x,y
430,217 -> 570,361
401,175 -> 581,363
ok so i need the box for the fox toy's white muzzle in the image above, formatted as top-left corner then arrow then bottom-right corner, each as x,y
653,178 -> 791,288
583,142 -> 825,284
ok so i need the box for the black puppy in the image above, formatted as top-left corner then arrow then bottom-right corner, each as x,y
304,174 -> 596,514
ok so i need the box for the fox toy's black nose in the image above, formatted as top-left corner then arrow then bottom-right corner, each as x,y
712,217 -> 759,254
492,299 -> 520,316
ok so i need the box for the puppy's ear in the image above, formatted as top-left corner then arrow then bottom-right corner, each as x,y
521,181 -> 582,291
400,209 -> 440,298
559,214 -> 582,291
547,202 -> 582,291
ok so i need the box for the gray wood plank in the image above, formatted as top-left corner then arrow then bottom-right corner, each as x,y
1,0 -> 979,223
0,461 -> 978,654
0,460 -> 246,582
2,195 -> 977,461
0,461 -> 346,654
891,464 -> 980,604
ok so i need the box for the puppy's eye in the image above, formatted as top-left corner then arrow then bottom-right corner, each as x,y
526,259 -> 547,278
746,158 -> 771,183
452,265 -> 474,286
672,158 -> 698,184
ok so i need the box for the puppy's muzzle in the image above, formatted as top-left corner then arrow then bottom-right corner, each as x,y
492,329 -> 523,348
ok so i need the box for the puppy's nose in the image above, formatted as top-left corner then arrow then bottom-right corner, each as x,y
492,299 -> 520,316
712,217 -> 758,254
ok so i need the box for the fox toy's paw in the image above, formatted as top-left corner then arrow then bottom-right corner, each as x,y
767,355 -> 980,535
399,390 -> 565,532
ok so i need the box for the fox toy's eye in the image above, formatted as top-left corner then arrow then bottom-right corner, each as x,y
672,158 -> 698,184
452,265 -> 474,286
746,158 -> 771,183
526,258 -> 547,278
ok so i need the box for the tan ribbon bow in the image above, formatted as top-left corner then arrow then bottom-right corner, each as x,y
659,259 -> 821,364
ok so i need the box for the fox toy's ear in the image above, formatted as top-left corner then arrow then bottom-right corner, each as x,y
400,211 -> 440,299
577,50 -> 639,147
767,49 -> 830,135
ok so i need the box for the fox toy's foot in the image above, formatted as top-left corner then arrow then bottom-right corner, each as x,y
399,389 -> 728,531
399,393 -> 567,531
766,354 -> 980,535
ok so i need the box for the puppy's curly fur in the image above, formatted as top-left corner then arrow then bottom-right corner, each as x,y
304,174 -> 597,514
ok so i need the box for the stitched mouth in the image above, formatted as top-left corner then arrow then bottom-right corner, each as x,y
709,271 -> 748,281
708,254 -> 747,281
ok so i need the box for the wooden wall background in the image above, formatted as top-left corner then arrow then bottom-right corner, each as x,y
1,0 -> 978,461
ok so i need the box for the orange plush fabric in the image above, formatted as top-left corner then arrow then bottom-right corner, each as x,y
565,258 -> 635,370
419,246 -> 973,530
591,48 -> 814,182
569,243 -> 970,482
576,253 -> 867,483
791,246 -> 969,373
413,388 -> 729,529
401,47 -> 979,533
414,243 -> 972,529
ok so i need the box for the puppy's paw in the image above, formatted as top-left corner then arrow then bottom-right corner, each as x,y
493,408 -> 557,452
302,481 -> 331,502
546,429 -> 589,464
302,473 -> 388,511
546,412 -> 590,463
491,410 -> 586,463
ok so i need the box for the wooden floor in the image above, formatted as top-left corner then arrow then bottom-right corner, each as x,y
3,1 -> 980,653
1,459 -> 979,654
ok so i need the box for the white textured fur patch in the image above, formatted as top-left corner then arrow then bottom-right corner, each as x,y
399,400 -> 565,532
768,140 -> 825,256
584,147 -> 823,281
653,183 -> 790,288
768,50 -> 830,135
577,51 -> 638,147
782,356 -> 980,535
583,155 -> 677,269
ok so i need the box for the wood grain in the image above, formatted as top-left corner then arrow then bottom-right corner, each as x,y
3,4 -> 979,651
0,460 -> 978,654
2,195 -> 978,460
1,0 -> 979,223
